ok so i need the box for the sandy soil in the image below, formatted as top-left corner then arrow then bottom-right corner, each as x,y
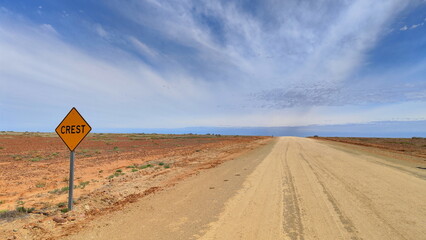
64,137 -> 426,240
0,132 -> 270,240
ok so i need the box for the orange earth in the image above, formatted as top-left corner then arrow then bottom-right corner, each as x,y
0,132 -> 270,240
314,136 -> 426,160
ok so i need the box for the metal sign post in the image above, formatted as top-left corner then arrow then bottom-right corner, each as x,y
56,107 -> 91,211
68,151 -> 75,210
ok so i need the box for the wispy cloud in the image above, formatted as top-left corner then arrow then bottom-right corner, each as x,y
399,16 -> 426,31
400,25 -> 409,31
0,11 -> 212,128
94,23 -> 109,38
109,0 -> 413,89
253,82 -> 426,108
128,36 -> 158,59
40,23 -> 57,34
0,1 -> 425,130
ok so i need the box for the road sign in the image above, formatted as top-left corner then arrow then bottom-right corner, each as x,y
55,107 -> 92,151
55,107 -> 91,210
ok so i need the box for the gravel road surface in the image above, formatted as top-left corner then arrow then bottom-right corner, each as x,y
67,137 -> 426,240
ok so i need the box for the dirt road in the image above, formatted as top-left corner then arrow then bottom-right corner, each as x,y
67,137 -> 426,240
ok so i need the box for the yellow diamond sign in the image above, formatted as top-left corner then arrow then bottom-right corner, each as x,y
55,107 -> 92,151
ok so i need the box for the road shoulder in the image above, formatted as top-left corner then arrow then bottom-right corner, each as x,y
65,138 -> 277,240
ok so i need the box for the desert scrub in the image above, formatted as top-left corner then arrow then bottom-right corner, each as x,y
0,209 -> 27,220
77,181 -> 90,189
35,183 -> 46,188
49,186 -> 69,194
29,156 -> 43,162
158,162 -> 165,166
60,208 -> 69,213
131,168 -> 138,172
108,170 -> 125,179
16,206 -> 35,213
113,146 -> 120,151
138,164 -> 153,169
0,206 -> 37,220
164,164 -> 170,169
10,154 -> 22,160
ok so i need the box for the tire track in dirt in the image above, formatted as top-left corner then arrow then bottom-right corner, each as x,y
199,139 -> 285,239
294,139 -> 425,239
298,152 -> 360,240
298,145 -> 407,240
281,143 -> 304,240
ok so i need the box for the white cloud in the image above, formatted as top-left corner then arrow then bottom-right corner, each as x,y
40,24 -> 57,34
400,25 -> 408,31
1,1 -> 425,130
410,23 -> 424,29
103,0 -> 424,126
128,36 -> 158,59
400,16 -> 426,31
0,16 -> 215,129
110,0 -> 409,92
94,23 -> 108,38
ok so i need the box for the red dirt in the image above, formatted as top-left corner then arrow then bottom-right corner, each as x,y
314,137 -> 426,158
0,132 -> 271,240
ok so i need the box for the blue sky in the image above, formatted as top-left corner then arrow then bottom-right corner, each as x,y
1,0 -> 425,133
